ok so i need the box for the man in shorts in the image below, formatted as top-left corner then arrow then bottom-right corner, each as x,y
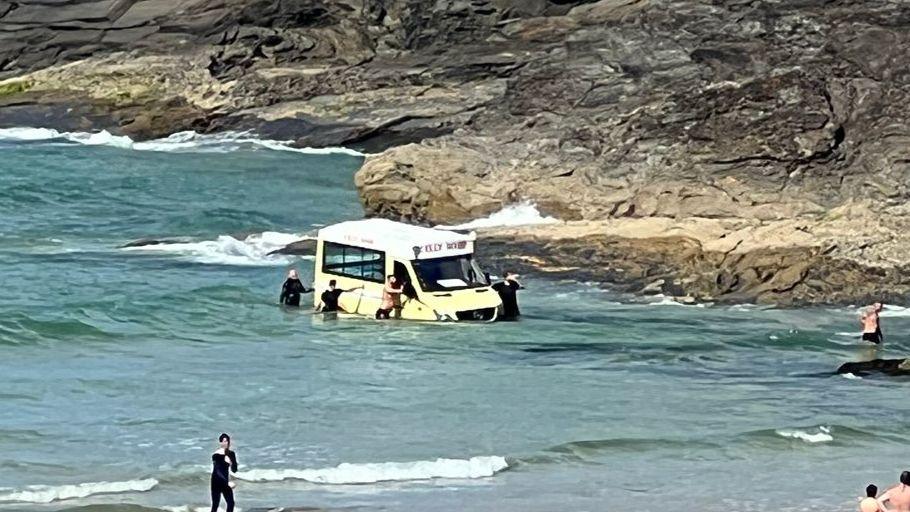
861,302 -> 884,344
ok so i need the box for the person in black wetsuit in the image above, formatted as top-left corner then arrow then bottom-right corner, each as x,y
316,280 -> 363,313
211,432 -> 238,512
492,271 -> 524,320
279,269 -> 312,307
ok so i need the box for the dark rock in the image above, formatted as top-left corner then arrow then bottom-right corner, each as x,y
120,237 -> 193,248
837,359 -> 910,377
269,238 -> 316,256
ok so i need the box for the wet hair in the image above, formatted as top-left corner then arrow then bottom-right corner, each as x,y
902,471 -> 910,486
219,433 -> 230,443
329,279 -> 337,287
867,484 -> 878,497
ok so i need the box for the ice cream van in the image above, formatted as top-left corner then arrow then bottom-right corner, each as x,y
313,219 -> 502,321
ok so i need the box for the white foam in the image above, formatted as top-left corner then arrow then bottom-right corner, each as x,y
132,130 -> 365,156
0,478 -> 157,504
121,232 -> 311,266
236,455 -> 509,485
646,294 -> 707,308
436,202 -> 559,230
880,305 -> 910,317
841,373 -> 863,380
0,127 -> 364,156
848,304 -> 910,318
776,426 -> 833,443
0,127 -> 61,140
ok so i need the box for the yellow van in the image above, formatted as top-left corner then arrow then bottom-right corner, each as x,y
313,219 -> 502,321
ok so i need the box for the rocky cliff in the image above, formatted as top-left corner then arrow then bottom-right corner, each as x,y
2,0 -> 909,305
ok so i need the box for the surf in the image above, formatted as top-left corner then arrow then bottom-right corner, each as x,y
235,455 -> 509,484
435,201 -> 559,230
0,127 -> 365,156
0,478 -> 157,504
120,232 -> 312,266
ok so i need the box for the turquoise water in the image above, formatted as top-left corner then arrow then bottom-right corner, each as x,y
2,133 -> 910,512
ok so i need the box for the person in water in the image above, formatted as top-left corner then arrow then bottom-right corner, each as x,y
492,271 -> 524,320
316,279 -> 362,313
878,471 -> 910,512
860,302 -> 884,344
211,433 -> 238,512
279,269 -> 313,307
862,484 -> 882,512
376,275 -> 404,319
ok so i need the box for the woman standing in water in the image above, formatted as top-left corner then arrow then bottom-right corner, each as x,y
279,269 -> 312,307
211,433 -> 238,512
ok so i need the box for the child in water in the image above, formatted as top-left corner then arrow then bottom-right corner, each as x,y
861,484 -> 880,512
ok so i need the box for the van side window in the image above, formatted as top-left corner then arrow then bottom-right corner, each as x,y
323,242 -> 385,283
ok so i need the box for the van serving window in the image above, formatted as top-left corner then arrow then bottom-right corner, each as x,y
323,241 -> 385,283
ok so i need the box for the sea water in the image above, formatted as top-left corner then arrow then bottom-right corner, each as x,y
1,129 -> 909,512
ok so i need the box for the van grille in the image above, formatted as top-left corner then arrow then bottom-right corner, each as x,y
455,307 -> 497,321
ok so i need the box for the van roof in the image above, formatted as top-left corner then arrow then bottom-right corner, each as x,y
318,219 -> 476,260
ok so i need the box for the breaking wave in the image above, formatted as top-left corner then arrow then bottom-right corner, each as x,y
0,478 -> 157,504
0,127 -> 364,156
120,232 -> 310,266
775,426 -> 834,443
436,201 -> 559,230
235,455 -> 509,484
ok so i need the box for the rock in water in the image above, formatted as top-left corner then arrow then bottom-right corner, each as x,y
120,238 -> 191,248
3,0 -> 910,304
269,239 -> 317,256
837,359 -> 910,377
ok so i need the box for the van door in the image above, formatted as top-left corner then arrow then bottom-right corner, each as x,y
393,261 -> 417,300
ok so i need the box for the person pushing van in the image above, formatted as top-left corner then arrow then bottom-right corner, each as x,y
376,275 -> 404,319
492,271 -> 524,320
316,279 -> 362,313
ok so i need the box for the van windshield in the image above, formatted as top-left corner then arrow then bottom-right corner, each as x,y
412,255 -> 488,292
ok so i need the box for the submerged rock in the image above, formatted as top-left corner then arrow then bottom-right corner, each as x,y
837,359 -> 910,377
120,237 -> 192,248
